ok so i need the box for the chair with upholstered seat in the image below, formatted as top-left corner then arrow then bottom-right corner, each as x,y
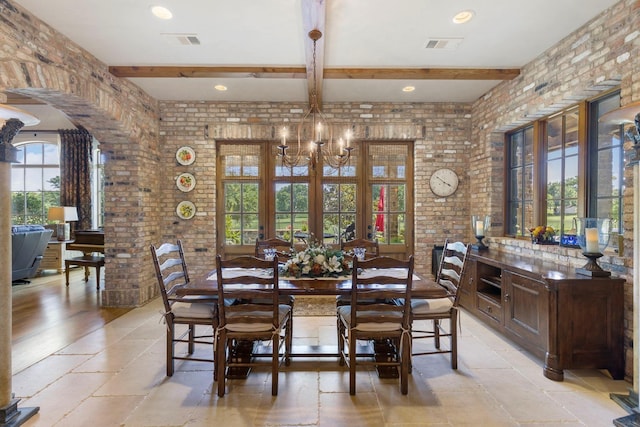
150,240 -> 217,377
255,237 -> 293,261
410,239 -> 470,369
340,237 -> 379,260
337,255 -> 414,395
215,255 -> 292,397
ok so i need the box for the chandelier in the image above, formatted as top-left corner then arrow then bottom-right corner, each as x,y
278,29 -> 353,169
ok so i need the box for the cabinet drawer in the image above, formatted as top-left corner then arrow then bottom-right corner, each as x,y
477,293 -> 502,323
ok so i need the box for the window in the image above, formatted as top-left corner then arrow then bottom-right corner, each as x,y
92,145 -> 105,228
545,108 -> 579,235
217,140 -> 414,259
11,138 -> 60,225
505,90 -> 623,240
589,92 -> 624,233
506,126 -> 534,236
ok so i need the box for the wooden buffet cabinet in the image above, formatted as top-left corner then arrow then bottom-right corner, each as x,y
460,249 -> 625,381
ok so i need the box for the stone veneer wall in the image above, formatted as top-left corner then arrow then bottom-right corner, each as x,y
157,102 -> 472,279
471,0 -> 639,380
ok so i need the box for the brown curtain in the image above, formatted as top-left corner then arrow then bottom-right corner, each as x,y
59,127 -> 93,232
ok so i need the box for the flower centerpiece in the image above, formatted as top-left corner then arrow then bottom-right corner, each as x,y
529,225 -> 557,245
280,236 -> 350,278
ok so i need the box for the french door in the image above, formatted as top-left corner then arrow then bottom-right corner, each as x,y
217,140 -> 413,260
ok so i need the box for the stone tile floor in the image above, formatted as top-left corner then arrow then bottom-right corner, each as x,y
14,297 -> 629,426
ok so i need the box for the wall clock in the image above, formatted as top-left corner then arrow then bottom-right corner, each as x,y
429,168 -> 459,197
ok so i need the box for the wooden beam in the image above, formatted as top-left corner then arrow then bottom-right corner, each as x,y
109,65 -> 520,81
108,66 -> 307,79
301,0 -> 326,108
324,67 -> 520,80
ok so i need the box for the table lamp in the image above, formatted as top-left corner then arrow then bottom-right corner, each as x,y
575,217 -> 611,276
47,206 -> 78,241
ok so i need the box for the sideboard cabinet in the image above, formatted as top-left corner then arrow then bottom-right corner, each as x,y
461,250 -> 624,381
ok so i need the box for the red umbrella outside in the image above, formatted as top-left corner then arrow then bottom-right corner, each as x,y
375,186 -> 384,232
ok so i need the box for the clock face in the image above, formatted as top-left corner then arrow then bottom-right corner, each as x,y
429,168 -> 459,197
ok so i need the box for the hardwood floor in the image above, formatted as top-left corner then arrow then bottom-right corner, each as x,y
11,268 -> 131,374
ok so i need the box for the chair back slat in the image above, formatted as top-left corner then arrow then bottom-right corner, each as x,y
255,237 -> 293,261
350,255 -> 414,328
216,255 -> 280,329
435,239 -> 471,304
150,239 -> 191,312
341,238 -> 380,260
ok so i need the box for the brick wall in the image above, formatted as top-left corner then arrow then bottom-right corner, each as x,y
0,0 -> 637,380
158,101 -> 472,278
471,0 -> 639,380
0,1 -> 161,306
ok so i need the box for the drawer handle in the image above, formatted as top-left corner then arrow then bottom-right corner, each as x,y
487,306 -> 492,313
504,293 -> 510,302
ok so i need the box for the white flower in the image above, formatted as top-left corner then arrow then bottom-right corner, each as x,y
314,254 -> 326,265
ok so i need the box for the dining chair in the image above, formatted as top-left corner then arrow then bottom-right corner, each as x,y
410,239 -> 470,369
215,255 -> 292,397
337,255 -> 414,395
340,237 -> 379,260
254,237 -> 293,261
254,236 -> 296,311
150,240 -> 217,377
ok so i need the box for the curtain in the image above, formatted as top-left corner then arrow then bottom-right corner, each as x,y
59,127 -> 93,232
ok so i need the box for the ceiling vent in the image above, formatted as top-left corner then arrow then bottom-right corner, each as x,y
424,37 -> 463,50
162,33 -> 201,46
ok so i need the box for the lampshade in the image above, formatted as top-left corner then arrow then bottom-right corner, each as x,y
47,206 -> 78,222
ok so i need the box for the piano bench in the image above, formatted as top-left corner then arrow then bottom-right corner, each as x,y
65,255 -> 105,289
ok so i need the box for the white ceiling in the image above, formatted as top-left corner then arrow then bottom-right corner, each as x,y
12,0 -> 619,105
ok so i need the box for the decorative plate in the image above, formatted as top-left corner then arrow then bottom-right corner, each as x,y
176,173 -> 196,192
176,201 -> 196,219
176,146 -> 195,165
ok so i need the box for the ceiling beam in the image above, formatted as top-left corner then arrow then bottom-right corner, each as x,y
108,66 -> 307,79
109,65 -> 520,81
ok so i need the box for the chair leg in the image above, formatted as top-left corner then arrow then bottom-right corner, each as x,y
84,266 -> 89,282
337,318 -> 345,366
167,321 -> 175,377
188,324 -> 195,354
451,311 -> 458,370
217,331 -> 227,397
349,333 -> 357,395
400,335 -> 410,395
95,265 -> 101,290
285,316 -> 293,366
434,319 -> 441,349
272,334 -> 279,396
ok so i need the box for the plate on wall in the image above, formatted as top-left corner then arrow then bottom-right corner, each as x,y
176,201 -> 196,219
176,146 -> 195,165
176,173 -> 196,192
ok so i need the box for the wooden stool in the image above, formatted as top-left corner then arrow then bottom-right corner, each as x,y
65,255 -> 105,289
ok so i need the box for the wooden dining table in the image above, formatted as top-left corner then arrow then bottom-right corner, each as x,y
176,270 -> 447,378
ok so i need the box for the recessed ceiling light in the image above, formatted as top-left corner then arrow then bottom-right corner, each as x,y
452,10 -> 475,24
214,85 -> 228,91
151,6 -> 173,20
402,86 -> 415,92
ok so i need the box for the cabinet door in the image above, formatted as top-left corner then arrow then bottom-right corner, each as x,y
458,258 -> 475,309
503,270 -> 549,355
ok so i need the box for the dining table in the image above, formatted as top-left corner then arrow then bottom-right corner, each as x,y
176,269 -> 448,378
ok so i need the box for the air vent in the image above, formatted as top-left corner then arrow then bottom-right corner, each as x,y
162,33 -> 201,46
424,37 -> 463,50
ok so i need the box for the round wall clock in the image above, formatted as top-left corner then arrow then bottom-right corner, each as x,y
429,168 -> 459,197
